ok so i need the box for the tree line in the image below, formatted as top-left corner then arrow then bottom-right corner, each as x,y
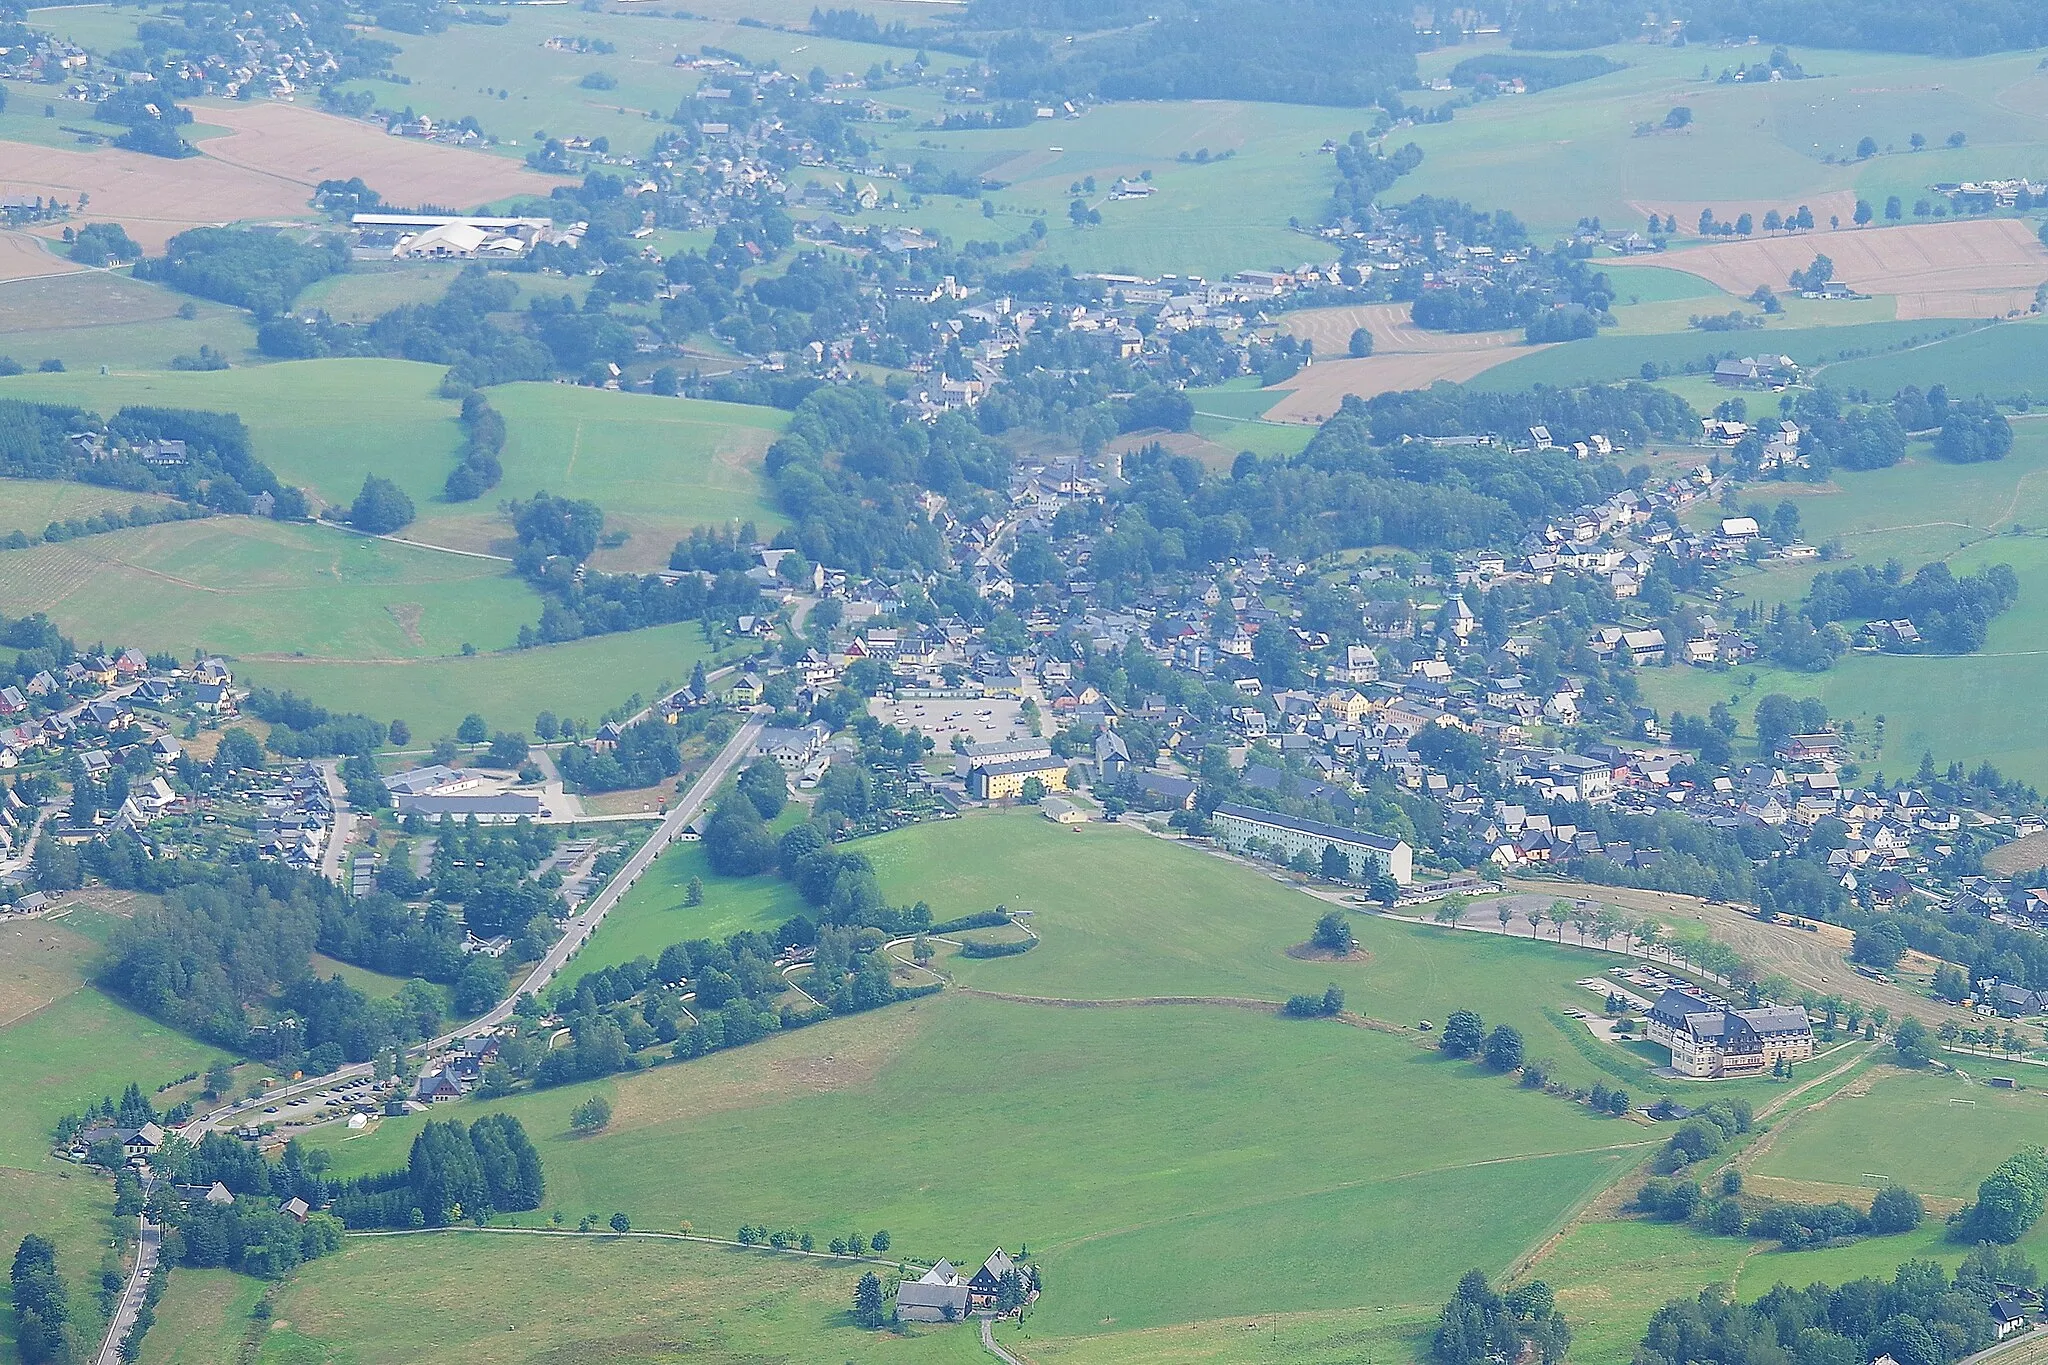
330,1115 -> 543,1228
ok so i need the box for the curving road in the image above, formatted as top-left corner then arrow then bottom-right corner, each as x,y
176,718 -> 763,1139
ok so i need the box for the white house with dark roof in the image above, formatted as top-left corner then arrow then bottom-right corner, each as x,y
1211,804 -> 1413,885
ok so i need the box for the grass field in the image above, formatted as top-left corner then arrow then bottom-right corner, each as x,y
553,838 -> 809,991
0,271 -> 257,370
0,359 -> 787,568
0,478 -> 177,541
1642,424 -> 2048,783
0,359 -> 468,518
244,1232 -> 989,1365
0,515 -> 541,661
293,262 -> 467,322
134,1270 -> 264,1365
1819,318 -> 2048,397
1751,1067 -> 2048,1199
415,383 -> 787,571
238,621 -> 732,742
291,816 -> 1786,1359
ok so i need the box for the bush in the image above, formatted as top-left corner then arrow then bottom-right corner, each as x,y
570,1095 -> 612,1133
1440,1009 -> 1484,1058
1870,1184 -> 1924,1233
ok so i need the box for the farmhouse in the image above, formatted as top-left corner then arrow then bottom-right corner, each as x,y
1211,803 -> 1414,885
1645,988 -> 1813,1078
896,1260 -> 970,1322
969,755 -> 1070,801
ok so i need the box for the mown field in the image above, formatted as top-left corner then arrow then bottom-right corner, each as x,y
274,816 -> 1740,1363
422,383 -> 787,572
89,814 -> 2048,1365
552,836 -> 810,991
1399,42 -> 2048,239
0,359 -> 468,518
0,357 -> 788,569
0,271 -> 257,371
0,478 -> 179,540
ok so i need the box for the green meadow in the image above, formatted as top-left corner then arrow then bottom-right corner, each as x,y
0,515 -> 539,661
1642,424 -> 2048,783
294,815 -> 1749,1359
552,838 -> 810,991
433,383 -> 786,571
1394,43 -> 2048,238
239,620 -> 728,742
0,272 -> 257,373
1819,319 -> 2048,397
0,477 -> 178,539
0,359 -> 788,569
0,359 -> 468,518
1472,318 -> 1976,392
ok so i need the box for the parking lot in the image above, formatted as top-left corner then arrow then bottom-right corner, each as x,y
869,696 -> 1032,749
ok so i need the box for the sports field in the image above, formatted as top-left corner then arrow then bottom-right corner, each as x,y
1751,1067 -> 2048,1199
0,515 -> 539,660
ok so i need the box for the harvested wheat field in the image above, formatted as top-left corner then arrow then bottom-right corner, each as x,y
0,102 -> 565,261
1264,301 -> 1537,423
194,102 -> 566,206
1617,218 -> 2048,320
0,230 -> 83,285
1280,301 -> 1522,357
0,140 -> 313,255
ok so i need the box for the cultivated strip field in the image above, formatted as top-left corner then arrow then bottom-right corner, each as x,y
1266,302 -> 1538,423
1617,218 -> 2048,320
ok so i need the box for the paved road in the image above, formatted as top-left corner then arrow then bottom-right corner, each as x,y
94,1178 -> 160,1365
471,715 -> 762,1029
317,758 -> 353,884
176,717 -> 763,1138
979,1316 -> 1025,1365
